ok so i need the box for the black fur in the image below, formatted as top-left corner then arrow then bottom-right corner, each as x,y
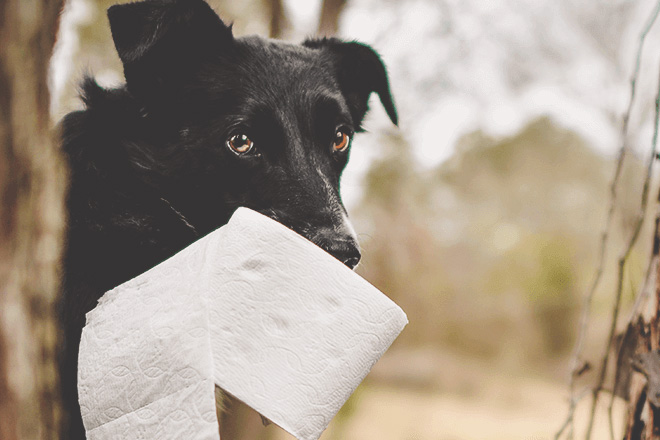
59,0 -> 397,438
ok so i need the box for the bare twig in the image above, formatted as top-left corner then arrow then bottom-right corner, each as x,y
555,2 -> 660,439
627,245 -> 657,323
554,389 -> 592,440
592,57 -> 660,440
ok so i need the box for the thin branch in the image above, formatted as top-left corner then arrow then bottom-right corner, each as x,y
623,1 -> 660,137
554,389 -> 592,440
591,58 -> 660,440
555,2 -> 660,439
627,245 -> 657,323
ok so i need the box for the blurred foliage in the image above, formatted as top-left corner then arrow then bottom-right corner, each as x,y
355,117 -> 650,373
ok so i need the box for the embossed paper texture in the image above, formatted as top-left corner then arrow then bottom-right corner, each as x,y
78,208 -> 408,440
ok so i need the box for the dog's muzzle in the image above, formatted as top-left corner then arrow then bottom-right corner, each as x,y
260,209 -> 361,269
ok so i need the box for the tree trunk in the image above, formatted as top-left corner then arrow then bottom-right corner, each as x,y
621,189 -> 660,439
219,395 -> 276,440
0,0 -> 66,439
265,0 -> 288,39
317,0 -> 347,36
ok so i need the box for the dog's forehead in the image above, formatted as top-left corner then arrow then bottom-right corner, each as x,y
233,36 -> 338,91
193,35 -> 351,125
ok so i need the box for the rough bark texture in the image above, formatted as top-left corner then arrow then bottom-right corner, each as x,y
318,0 -> 347,36
0,0 -> 66,439
622,189 -> 660,439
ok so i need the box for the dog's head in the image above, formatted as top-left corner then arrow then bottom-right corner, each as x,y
106,0 -> 397,269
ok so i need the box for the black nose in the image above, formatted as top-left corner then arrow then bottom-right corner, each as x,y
319,239 -> 361,269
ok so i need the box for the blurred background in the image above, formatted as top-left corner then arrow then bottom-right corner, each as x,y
49,0 -> 660,438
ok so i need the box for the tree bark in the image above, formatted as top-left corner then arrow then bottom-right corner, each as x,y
0,0 -> 66,439
317,0 -> 347,36
621,190 -> 660,439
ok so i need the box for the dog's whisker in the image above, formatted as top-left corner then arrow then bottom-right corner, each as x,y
160,197 -> 199,236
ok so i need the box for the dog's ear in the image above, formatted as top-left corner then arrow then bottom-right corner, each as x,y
107,0 -> 233,103
304,38 -> 397,127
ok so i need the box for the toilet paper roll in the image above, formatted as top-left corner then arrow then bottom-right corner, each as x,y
78,208 -> 408,440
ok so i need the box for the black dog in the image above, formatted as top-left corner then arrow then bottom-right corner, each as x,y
59,0 -> 397,437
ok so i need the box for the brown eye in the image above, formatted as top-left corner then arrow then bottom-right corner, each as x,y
227,134 -> 254,155
333,129 -> 350,152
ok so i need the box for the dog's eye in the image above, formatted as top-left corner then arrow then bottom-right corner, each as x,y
227,134 -> 254,155
333,129 -> 351,153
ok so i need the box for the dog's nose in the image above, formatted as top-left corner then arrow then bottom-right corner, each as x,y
318,239 -> 361,269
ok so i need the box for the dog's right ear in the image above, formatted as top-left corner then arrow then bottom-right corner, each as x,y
108,0 -> 233,103
304,38 -> 397,129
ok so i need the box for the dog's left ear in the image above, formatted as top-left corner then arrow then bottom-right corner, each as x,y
108,0 -> 233,104
304,38 -> 398,128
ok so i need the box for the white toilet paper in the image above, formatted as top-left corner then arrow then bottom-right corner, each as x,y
78,208 -> 408,440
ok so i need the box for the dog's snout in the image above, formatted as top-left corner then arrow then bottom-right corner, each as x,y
318,237 -> 361,269
262,210 -> 361,269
